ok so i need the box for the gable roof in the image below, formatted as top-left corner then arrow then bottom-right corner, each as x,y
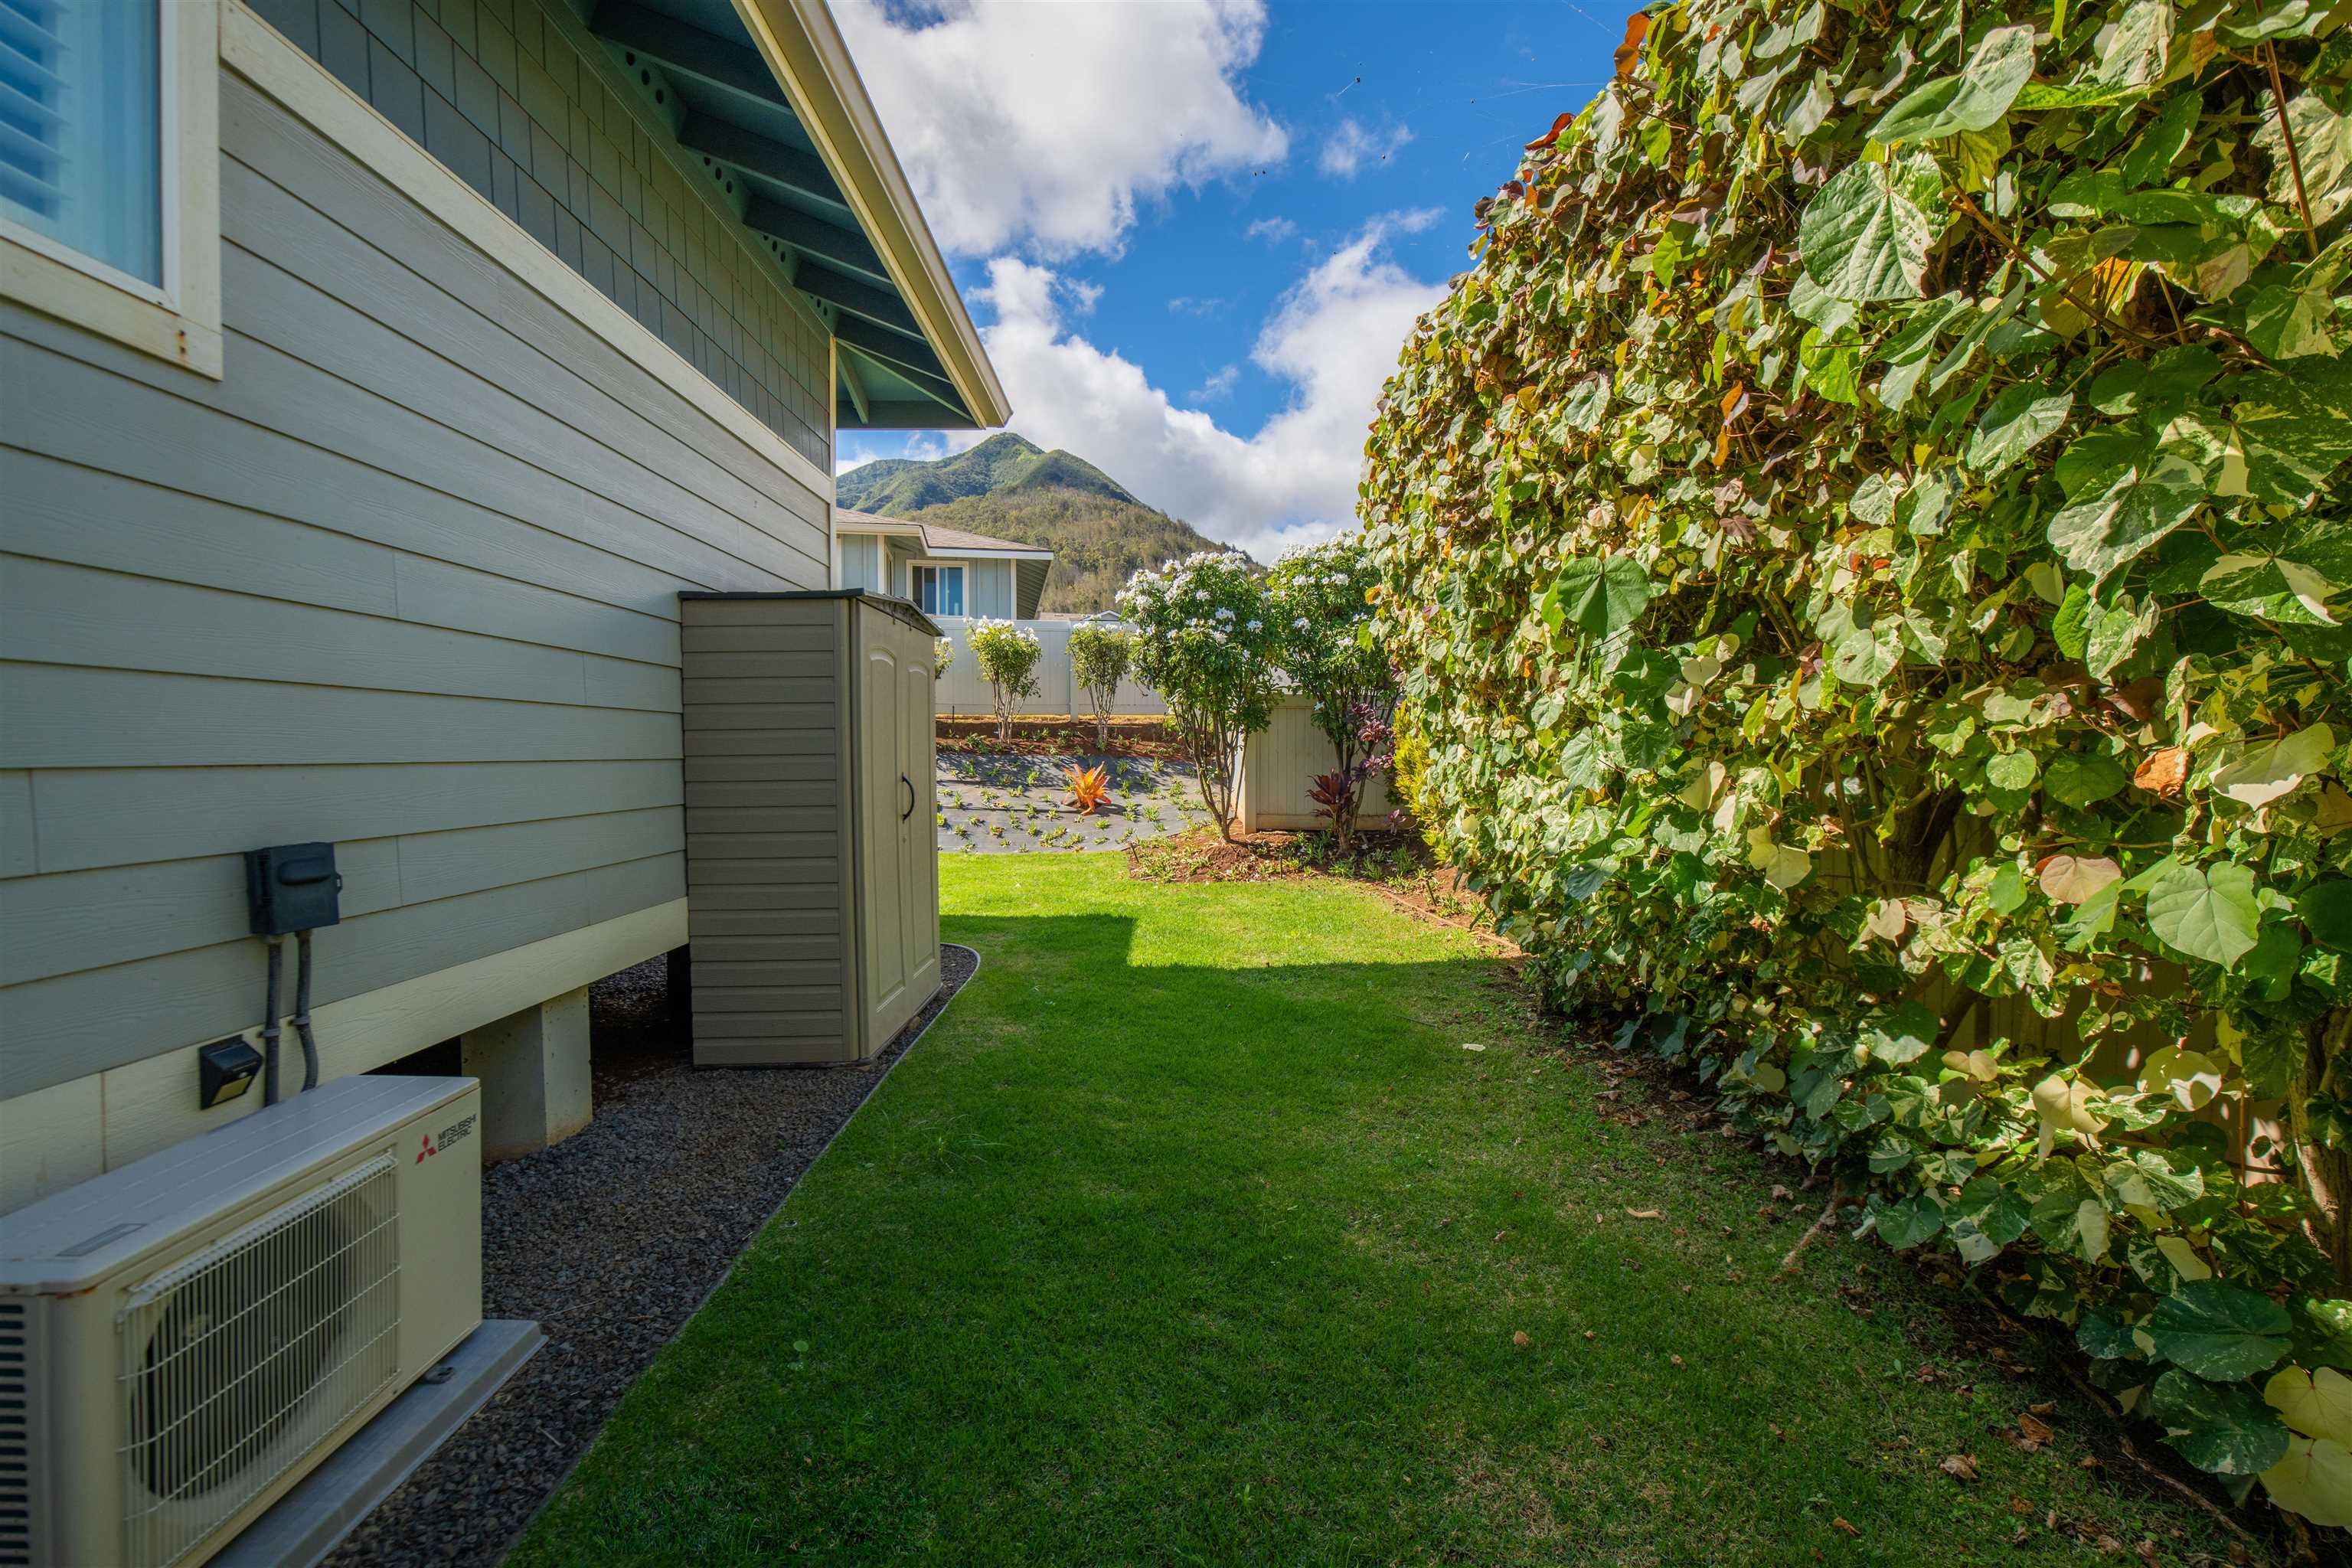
590,0 -> 1008,433
835,508 -> 1054,561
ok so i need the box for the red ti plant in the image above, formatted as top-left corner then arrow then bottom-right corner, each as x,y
1308,772 -> 1354,836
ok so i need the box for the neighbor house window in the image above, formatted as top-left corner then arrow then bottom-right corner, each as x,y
911,564 -> 965,617
0,0 -> 220,374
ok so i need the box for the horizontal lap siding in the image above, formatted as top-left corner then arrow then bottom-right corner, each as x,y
679,601 -> 854,1062
0,74 -> 833,1102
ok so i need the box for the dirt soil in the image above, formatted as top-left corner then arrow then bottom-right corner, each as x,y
936,714 -> 1184,760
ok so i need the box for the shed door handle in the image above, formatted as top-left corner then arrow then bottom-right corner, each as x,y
900,774 -> 916,822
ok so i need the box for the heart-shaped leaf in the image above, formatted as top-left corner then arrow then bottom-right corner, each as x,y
2150,1368 -> 2292,1475
1541,554 -> 1652,637
2147,1281 -> 2293,1381
2259,1436 -> 2352,1527
2145,861 -> 2262,969
2266,1365 -> 2352,1444
1965,385 -> 2073,475
2040,854 -> 2122,903
1799,160 -> 1932,303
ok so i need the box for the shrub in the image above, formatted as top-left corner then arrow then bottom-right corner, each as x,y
1270,537 -> 1399,848
1067,621 -> 1135,753
1387,703 -> 1443,854
1119,552 -> 1281,838
1362,0 -> 2352,1522
934,636 -> 955,679
966,619 -> 1042,742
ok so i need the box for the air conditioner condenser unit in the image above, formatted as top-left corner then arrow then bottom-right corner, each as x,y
0,1076 -> 485,1568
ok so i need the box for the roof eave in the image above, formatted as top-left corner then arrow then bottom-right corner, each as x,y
732,0 -> 1011,430
924,545 -> 1056,562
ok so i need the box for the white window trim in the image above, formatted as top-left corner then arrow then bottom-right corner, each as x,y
0,0 -> 224,377
909,559 -> 969,617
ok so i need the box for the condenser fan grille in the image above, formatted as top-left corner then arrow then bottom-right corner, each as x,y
117,1155 -> 401,1568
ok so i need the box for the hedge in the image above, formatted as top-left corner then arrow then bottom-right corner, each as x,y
1362,0 -> 2352,1525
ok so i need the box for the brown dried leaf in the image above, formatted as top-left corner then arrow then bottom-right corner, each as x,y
2134,746 -> 2189,797
1612,12 -> 1651,79
1626,1207 -> 1665,1220
1512,1330 -> 1530,1347
1523,112 -> 1573,152
2106,675 -> 2165,723
1940,1453 -> 1980,1481
2018,1411 -> 2055,1445
1831,1517 -> 1860,1537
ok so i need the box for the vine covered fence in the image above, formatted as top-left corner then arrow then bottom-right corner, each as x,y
1364,0 -> 2352,1527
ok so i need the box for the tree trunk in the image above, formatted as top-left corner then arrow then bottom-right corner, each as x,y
2294,1008 -> 2352,1292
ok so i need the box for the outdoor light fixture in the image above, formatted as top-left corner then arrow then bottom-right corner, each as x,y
196,1037 -> 264,1109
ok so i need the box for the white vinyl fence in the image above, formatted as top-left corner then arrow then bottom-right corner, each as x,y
931,616 -> 1166,717
1234,694 -> 1394,834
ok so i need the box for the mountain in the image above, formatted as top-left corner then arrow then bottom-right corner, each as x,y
837,433 -> 1238,612
838,432 -> 1137,515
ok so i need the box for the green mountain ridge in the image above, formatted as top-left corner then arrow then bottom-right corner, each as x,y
837,433 -> 1238,613
837,432 -> 1138,515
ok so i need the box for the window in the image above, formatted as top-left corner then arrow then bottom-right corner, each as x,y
910,563 -> 965,617
2,0 -> 165,285
0,0 -> 219,374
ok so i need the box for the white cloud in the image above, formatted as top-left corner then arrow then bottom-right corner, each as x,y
1190,364 -> 1240,403
1318,117 -> 1413,178
833,0 -> 1288,258
1168,295 -> 1226,316
971,213 -> 1448,559
835,429 -> 988,481
1245,215 -> 1298,243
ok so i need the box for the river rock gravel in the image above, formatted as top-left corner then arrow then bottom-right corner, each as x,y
322,944 -> 975,1568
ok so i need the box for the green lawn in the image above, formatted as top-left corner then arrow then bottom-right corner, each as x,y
514,854 -> 2232,1566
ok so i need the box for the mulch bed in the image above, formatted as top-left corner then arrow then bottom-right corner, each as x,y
322,945 -> 975,1568
936,714 -> 1184,760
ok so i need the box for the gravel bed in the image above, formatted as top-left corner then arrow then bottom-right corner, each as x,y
937,752 -> 1211,853
322,943 -> 975,1568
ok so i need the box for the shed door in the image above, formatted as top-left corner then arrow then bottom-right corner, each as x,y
861,635 -> 911,1040
901,651 -> 940,1003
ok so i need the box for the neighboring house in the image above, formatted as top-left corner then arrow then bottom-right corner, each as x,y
835,505 -> 1054,620
0,0 -> 1008,1214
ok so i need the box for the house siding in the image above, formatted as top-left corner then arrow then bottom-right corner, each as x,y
0,65 -> 831,1198
243,0 -> 834,470
839,532 -> 884,593
970,559 -> 1013,619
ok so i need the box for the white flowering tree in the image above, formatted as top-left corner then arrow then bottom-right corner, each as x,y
965,618 -> 1041,742
933,636 -> 955,679
1268,535 -> 1396,848
1064,622 -> 1134,754
1118,552 -> 1279,839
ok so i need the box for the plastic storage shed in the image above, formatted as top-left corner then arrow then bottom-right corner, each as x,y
679,591 -> 942,1064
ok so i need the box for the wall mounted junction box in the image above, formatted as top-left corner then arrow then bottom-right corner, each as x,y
244,841 -> 344,935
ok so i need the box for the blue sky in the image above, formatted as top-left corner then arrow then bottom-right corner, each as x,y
832,1 -> 1620,558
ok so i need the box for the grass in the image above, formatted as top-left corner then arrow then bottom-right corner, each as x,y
513,854 -> 2233,1566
